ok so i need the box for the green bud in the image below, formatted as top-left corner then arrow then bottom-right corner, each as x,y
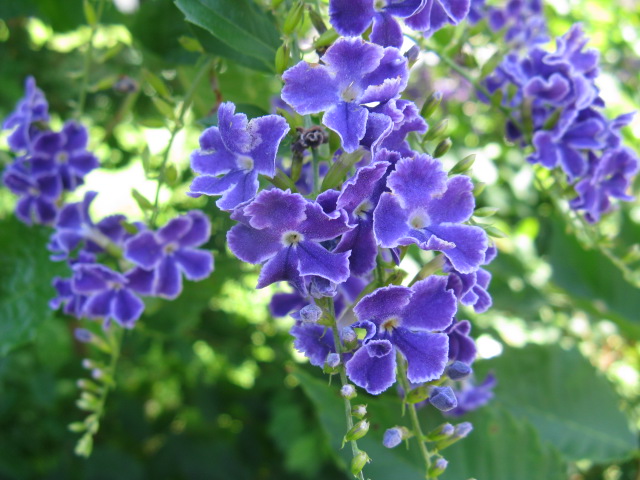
449,154 -> 475,175
433,138 -> 452,158
623,244 -> 640,263
283,1 -> 305,35
473,207 -> 499,217
267,169 -> 298,192
307,7 -> 327,34
344,420 -> 370,443
132,188 -> 153,211
474,181 -> 486,197
350,450 -> 371,476
271,0 -> 285,8
165,164 -> 178,186
275,43 -> 290,75
428,456 -> 448,477
83,0 -> 97,26
314,28 -> 339,48
425,423 -> 455,441
68,421 -> 87,433
351,404 -> 367,419
74,433 -> 94,457
484,225 -> 508,239
405,385 -> 430,404
421,91 -> 443,119
321,150 -> 364,191
425,118 -> 448,141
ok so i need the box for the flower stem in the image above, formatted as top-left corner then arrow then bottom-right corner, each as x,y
328,298 -> 366,480
76,0 -> 105,119
397,353 -> 432,478
311,147 -> 321,196
149,56 -> 212,228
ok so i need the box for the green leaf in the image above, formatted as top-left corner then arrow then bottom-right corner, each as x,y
547,218 -> 640,338
441,408 -> 566,480
174,0 -> 280,72
295,368 -> 567,480
479,344 -> 638,462
0,217 -> 67,355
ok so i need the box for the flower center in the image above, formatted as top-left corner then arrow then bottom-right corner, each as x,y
282,231 -> 304,246
28,186 -> 40,196
55,151 -> 69,164
341,82 -> 361,103
107,281 -> 123,291
354,199 -> 373,219
164,242 -> 178,254
236,154 -> 254,171
409,209 -> 430,230
380,316 -> 401,332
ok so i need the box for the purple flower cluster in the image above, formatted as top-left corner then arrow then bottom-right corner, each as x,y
485,25 -> 639,222
2,78 -> 215,329
473,0 -> 548,48
2,77 -> 99,225
49,192 -> 214,327
328,0 -> 471,46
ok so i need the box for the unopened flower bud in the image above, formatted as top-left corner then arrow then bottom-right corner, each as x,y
421,91 -> 443,119
406,385 -> 430,404
428,456 -> 448,477
450,154 -> 476,175
341,327 -> 358,349
429,386 -> 458,412
433,138 -> 452,158
453,421 -> 473,439
425,118 -> 448,141
383,426 -> 409,448
446,361 -> 472,380
351,404 -> 367,419
275,43 -> 290,75
283,0 -> 305,35
74,328 -> 93,343
350,450 -> 370,476
345,419 -> 369,442
426,422 -> 455,441
326,353 -> 340,368
341,384 -> 357,399
404,44 -> 420,67
300,304 -> 322,324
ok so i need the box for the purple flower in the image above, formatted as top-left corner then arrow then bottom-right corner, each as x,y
124,210 -> 214,299
445,319 -> 477,364
227,189 -> 352,293
345,276 -> 456,394
570,147 -> 639,223
3,163 -> 61,225
281,38 -> 408,153
405,0 -> 471,36
447,373 -> 496,417
50,277 -> 89,319
363,99 -> 428,156
30,122 -> 99,191
188,102 -> 289,210
3,76 -> 49,152
329,0 -> 426,48
290,323 -> 336,367
71,263 -> 145,327
486,0 -> 548,47
374,154 -> 488,274
445,244 -> 496,313
333,150 -> 397,276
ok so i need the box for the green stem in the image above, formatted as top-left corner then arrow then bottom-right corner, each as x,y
76,0 -> 105,119
311,147 -> 321,196
149,56 -> 212,227
397,353 -> 432,477
328,298 -> 366,480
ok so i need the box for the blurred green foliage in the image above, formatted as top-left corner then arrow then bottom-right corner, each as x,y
0,0 -> 639,479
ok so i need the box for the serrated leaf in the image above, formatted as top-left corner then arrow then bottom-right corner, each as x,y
0,217 -> 67,356
478,344 -> 638,462
174,0 -> 280,72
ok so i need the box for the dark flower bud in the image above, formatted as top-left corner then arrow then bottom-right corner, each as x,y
350,450 -> 370,476
300,304 -> 323,324
301,125 -> 328,149
429,386 -> 458,412
307,7 -> 327,34
446,361 -> 472,380
114,76 -> 138,93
